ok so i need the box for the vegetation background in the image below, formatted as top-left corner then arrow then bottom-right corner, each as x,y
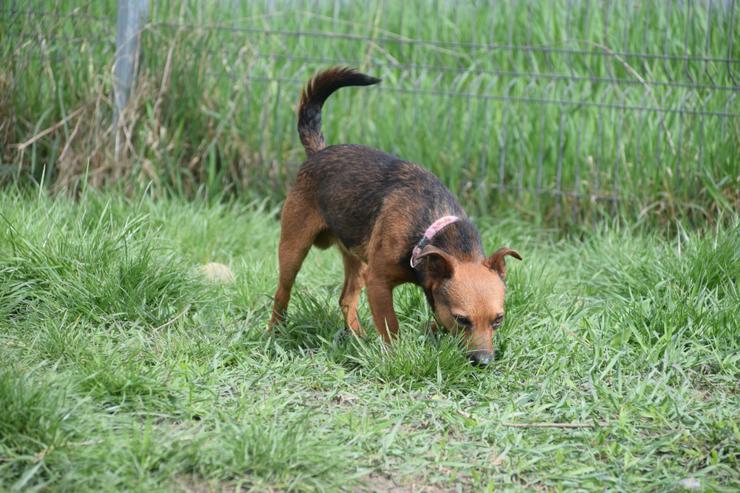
1,1 -> 738,491
3,0 -> 738,225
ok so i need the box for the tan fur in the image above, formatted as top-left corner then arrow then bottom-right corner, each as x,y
268,189 -> 327,328
430,261 -> 506,355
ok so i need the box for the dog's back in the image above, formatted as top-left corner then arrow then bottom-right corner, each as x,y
299,144 -> 465,253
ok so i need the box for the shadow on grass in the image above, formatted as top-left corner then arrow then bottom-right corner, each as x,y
264,288 -> 483,393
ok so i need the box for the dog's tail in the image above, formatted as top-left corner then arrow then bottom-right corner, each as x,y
298,67 -> 381,156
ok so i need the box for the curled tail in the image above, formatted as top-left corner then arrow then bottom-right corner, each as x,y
298,67 -> 381,156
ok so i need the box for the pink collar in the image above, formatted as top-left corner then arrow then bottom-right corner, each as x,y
410,215 -> 459,268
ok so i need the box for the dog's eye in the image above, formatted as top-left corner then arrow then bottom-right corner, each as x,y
491,314 -> 504,328
453,315 -> 472,328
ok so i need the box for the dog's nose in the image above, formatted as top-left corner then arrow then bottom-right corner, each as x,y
469,350 -> 493,367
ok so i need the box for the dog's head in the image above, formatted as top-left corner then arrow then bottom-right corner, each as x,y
418,246 -> 522,366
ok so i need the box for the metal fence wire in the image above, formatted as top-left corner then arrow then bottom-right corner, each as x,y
3,1 -> 739,221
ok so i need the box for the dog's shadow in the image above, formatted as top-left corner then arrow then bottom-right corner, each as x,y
264,289 -> 492,393
267,286 -> 430,346
266,288 -> 354,354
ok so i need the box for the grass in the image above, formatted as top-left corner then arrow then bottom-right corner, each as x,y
2,0 -> 739,225
0,189 -> 737,492
1,2 -> 739,489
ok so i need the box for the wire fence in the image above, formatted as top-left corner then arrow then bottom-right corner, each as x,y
2,1 -> 739,223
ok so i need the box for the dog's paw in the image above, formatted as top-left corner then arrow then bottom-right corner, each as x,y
333,327 -> 352,345
333,327 -> 366,344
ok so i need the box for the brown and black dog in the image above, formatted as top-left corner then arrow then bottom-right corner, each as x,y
269,67 -> 521,366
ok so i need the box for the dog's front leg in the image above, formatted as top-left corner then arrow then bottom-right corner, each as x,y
366,277 -> 399,343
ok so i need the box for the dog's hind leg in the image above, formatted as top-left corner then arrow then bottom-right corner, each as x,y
269,192 -> 325,329
339,252 -> 367,337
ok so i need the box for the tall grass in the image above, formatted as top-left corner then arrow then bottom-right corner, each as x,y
2,0 -> 739,225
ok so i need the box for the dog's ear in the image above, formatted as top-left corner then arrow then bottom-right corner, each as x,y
416,245 -> 456,279
484,247 -> 522,280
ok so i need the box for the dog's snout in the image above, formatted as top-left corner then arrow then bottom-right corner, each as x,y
469,350 -> 493,367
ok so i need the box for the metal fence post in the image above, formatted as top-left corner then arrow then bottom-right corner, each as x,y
113,0 -> 149,160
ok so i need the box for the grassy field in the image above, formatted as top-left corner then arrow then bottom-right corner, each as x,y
2,1 -> 739,490
3,1 -> 739,224
0,189 -> 737,492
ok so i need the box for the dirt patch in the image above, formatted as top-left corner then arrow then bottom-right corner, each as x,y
173,475 -> 231,493
172,475 -> 280,493
363,473 -> 455,493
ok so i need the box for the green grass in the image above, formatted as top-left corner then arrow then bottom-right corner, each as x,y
2,0 -> 739,225
0,189 -> 737,491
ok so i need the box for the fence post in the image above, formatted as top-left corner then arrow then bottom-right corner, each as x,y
113,0 -> 149,161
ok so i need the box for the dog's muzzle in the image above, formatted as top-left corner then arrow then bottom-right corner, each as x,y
468,350 -> 493,367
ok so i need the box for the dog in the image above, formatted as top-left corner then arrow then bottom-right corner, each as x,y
269,67 -> 521,366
